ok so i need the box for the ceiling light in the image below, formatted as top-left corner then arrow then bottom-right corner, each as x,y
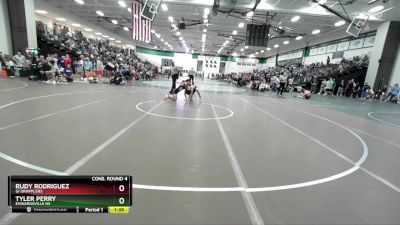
123,27 -> 129,31
128,7 -> 131,13
156,33 -> 160,38
111,19 -> 118,24
318,0 -> 327,4
296,36 -> 303,40
266,47 -> 271,51
283,40 -> 289,45
245,46 -> 248,49
250,54 -> 255,57
168,16 -> 173,22
56,18 -> 66,21
74,0 -> 84,5
171,24 -> 176,28
109,37 -> 115,41
203,29 -> 207,32
255,52 -> 259,55
118,1 -> 127,8
176,32 -> 181,36
246,11 -> 254,17
161,3 -> 168,11
204,8 -> 210,15
232,30 -> 238,35
368,5 -> 384,13
116,40 -> 122,43
291,16 -> 300,22
312,29 -> 320,34
238,22 -> 245,28
204,19 -> 208,23
95,32 -> 102,35
202,33 -> 206,38
154,46 -> 158,49
240,48 -> 244,51
84,28 -> 92,32
274,44 -> 279,48
161,38 -> 164,42
96,11 -> 104,16
179,36 -> 183,40
223,43 -> 226,46
232,52 -> 237,56
203,14 -> 208,19
260,50 -> 264,53
334,20 -> 346,27
151,29 -> 155,33
71,23 -> 81,27
202,37 -> 206,42
35,10 -> 47,14
102,35 -> 109,38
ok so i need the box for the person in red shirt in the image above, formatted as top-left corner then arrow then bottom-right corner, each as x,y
64,54 -> 72,72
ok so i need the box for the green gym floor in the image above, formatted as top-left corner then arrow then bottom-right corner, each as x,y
0,77 -> 399,225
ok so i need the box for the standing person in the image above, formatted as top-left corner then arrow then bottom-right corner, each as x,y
277,73 -> 287,95
96,58 -> 104,78
64,54 -> 73,72
188,67 -> 195,85
325,78 -> 335,96
169,62 -> 179,94
337,80 -> 345,96
83,57 -> 93,79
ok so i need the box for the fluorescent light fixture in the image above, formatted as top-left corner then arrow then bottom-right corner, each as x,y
161,38 -> 164,42
123,27 -> 129,31
266,47 -> 271,51
118,1 -> 127,8
369,5 -> 384,13
312,29 -> 320,34
128,7 -> 131,13
204,8 -> 210,15
245,46 -> 248,49
318,0 -> 327,4
95,33 -> 102,35
241,48 -> 244,51
291,16 -> 300,22
109,37 -> 115,41
165,41 -> 168,45
232,30 -> 238,35
74,0 -> 84,5
171,24 -> 176,28
203,29 -> 207,32
295,36 -> 303,40
71,23 -> 81,27
223,43 -> 226,46
255,52 -> 259,55
168,16 -> 173,22
204,19 -> 208,23
176,32 -> 181,36
232,52 -> 237,56
202,34 -> 206,38
102,35 -> 109,38
156,33 -> 160,38
111,19 -> 118,24
250,54 -> 255,57
238,22 -> 244,28
203,14 -> 208,19
274,44 -> 279,48
151,29 -> 155,33
154,46 -> 158,49
202,37 -> 206,42
56,18 -> 66,21
179,36 -> 183,40
334,20 -> 346,27
246,11 -> 254,17
35,10 -> 47,14
283,40 -> 289,45
161,3 -> 168,11
260,50 -> 264,53
84,28 -> 93,31
116,40 -> 121,43
96,11 -> 104,16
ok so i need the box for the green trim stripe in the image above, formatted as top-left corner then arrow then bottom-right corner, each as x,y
136,46 -> 174,57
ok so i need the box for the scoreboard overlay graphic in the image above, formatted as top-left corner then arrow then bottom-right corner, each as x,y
8,176 -> 132,214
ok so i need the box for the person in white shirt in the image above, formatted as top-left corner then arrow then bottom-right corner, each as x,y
277,73 -> 287,95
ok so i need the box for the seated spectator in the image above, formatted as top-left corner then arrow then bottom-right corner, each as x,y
64,64 -> 73,82
386,84 -> 400,103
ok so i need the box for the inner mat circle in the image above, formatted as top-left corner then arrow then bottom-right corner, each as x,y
136,100 -> 234,120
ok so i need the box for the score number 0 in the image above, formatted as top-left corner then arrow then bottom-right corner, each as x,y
118,185 -> 125,205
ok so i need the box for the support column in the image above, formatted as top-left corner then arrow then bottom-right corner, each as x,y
365,21 -> 400,90
6,0 -> 37,55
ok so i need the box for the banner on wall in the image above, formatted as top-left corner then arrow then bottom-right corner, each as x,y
349,38 -> 364,50
363,36 -> 375,47
326,44 -> 337,53
317,46 -> 327,55
309,48 -> 318,56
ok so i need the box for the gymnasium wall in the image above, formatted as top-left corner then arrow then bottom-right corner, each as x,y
0,0 -> 13,55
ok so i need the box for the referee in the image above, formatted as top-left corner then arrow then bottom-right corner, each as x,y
169,61 -> 179,94
188,67 -> 195,85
